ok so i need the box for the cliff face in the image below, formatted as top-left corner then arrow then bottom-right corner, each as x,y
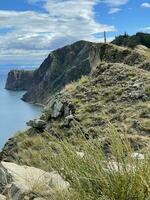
5,40 -> 149,104
5,70 -> 34,91
22,41 -> 93,104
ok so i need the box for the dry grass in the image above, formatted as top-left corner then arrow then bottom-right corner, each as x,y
11,125 -> 150,200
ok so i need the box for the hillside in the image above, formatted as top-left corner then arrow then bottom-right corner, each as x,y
112,32 -> 150,48
1,41 -> 150,200
1,44 -> 150,161
5,40 -> 150,104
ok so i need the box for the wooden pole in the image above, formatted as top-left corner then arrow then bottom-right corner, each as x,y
104,31 -> 107,43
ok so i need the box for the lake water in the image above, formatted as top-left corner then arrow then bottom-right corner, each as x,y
0,66 -> 41,149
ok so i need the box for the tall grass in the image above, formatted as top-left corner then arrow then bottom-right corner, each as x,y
15,125 -> 150,200
47,126 -> 150,200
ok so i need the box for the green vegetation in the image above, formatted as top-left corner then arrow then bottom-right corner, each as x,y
58,63 -> 150,138
145,86 -> 150,97
112,32 -> 150,48
6,125 -> 150,200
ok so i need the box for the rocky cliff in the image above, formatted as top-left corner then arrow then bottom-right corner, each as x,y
5,40 -> 149,104
5,70 -> 34,91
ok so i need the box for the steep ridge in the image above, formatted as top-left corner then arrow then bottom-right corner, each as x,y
5,41 -> 149,104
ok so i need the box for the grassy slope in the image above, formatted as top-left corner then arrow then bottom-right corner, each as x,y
59,62 -> 150,136
1,44 -> 150,165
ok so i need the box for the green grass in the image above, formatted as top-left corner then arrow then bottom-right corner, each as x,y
11,124 -> 150,200
145,86 -> 150,97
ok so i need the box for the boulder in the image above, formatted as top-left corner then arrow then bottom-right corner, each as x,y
44,98 -> 64,119
0,194 -> 6,200
63,114 -> 74,128
45,97 -> 75,119
131,152 -> 145,160
27,119 -> 46,129
0,162 -> 69,200
51,99 -> 64,118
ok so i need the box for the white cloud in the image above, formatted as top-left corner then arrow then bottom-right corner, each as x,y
0,0 -> 116,67
140,26 -> 150,33
108,8 -> 121,14
141,3 -> 150,8
104,0 -> 129,7
100,0 -> 129,14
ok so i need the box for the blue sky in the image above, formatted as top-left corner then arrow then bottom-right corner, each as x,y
0,0 -> 150,67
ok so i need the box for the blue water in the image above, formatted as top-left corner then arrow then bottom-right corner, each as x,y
0,66 -> 41,149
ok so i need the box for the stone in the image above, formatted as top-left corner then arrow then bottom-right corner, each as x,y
63,114 -> 74,127
0,167 -> 7,188
45,123 -> 52,132
64,104 -> 70,117
51,99 -> 64,118
27,119 -> 46,129
46,98 -> 64,119
131,152 -> 145,160
45,97 -> 75,120
0,162 -> 69,200
0,194 -> 6,200
105,161 -> 133,172
76,152 -> 84,158
9,182 -> 29,200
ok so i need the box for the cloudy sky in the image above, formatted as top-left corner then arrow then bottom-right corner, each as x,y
0,0 -> 150,68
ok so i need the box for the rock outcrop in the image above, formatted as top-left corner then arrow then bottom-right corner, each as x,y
5,40 -> 149,104
0,162 -> 69,200
26,119 -> 46,130
26,98 -> 75,131
5,70 -> 34,91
